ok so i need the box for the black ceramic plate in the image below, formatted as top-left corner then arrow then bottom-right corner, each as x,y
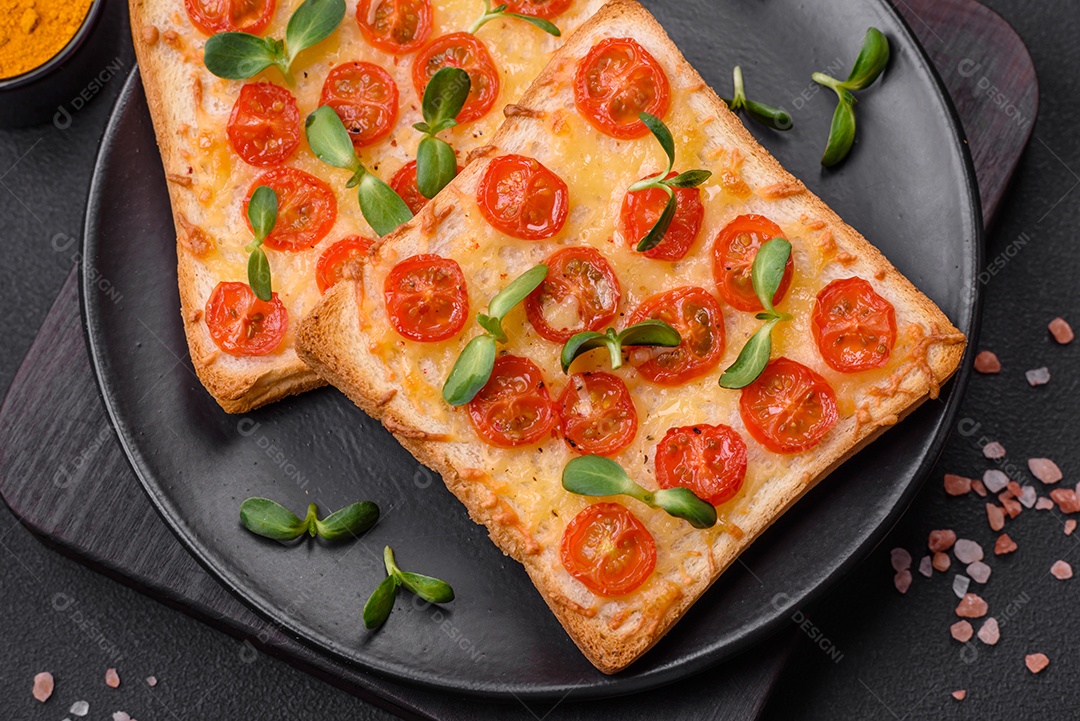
82,0 -> 981,701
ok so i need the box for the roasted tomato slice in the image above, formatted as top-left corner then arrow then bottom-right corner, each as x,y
477,154 -> 569,240
384,254 -> 468,342
226,82 -> 301,167
712,214 -> 793,313
620,171 -> 704,261
185,0 -> 274,35
355,0 -> 432,54
558,372 -> 637,456
525,246 -> 620,343
320,62 -> 399,148
244,168 -> 337,252
467,355 -> 557,447
655,424 -> 747,506
205,281 -> 287,356
627,287 -> 726,385
573,37 -> 670,139
502,0 -> 572,18
561,502 -> 656,597
390,159 -> 462,215
812,277 -> 897,373
740,357 -> 839,454
412,33 -> 500,124
316,236 -> 374,294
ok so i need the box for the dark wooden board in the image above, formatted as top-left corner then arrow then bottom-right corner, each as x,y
0,0 -> 1035,718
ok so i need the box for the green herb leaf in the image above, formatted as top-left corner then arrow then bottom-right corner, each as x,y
363,574 -> 398,629
560,330 -> 615,373
247,185 -> 278,241
442,334 -> 497,406
487,264 -> 548,322
285,0 -> 346,65
468,0 -> 561,36
305,106 -> 361,170
639,111 -> 675,174
743,99 -> 793,131
314,501 -> 380,541
561,321 -> 680,373
503,12 -> 560,35
719,317 -> 779,389
635,188 -> 676,252
398,572 -> 455,603
844,27 -> 890,91
751,238 -> 791,315
239,497 -> 308,541
663,169 -> 712,188
618,319 -> 681,348
416,136 -> 459,199
820,94 -> 857,167
562,455 -> 642,499
203,33 -> 278,80
421,67 -> 471,131
652,488 -> 718,529
358,172 -> 413,237
247,246 -> 273,301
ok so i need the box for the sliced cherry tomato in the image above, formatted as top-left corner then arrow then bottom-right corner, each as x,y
185,0 -> 274,35
412,33 -> 500,124
812,277 -> 897,373
739,357 -> 839,454
316,236 -> 375,294
244,168 -> 337,252
476,154 -> 569,240
467,355 -> 557,447
502,0 -> 572,18
627,287 -> 726,385
558,372 -> 637,456
319,62 -> 399,149
383,254 -> 468,342
355,0 -> 432,54
525,247 -> 620,343
620,171 -> 704,261
390,159 -> 462,215
226,83 -> 301,168
712,214 -> 793,313
573,37 -> 670,139
561,502 -> 656,597
655,424 -> 747,506
205,281 -> 287,357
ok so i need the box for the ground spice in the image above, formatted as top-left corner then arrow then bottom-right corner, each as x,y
0,0 -> 93,79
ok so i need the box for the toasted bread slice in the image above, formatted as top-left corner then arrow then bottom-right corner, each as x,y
297,0 -> 965,672
129,0 -> 607,412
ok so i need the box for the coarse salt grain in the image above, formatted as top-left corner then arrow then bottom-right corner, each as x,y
928,529 -> 957,552
1026,367 -> 1051,386
105,668 -> 120,689
950,620 -> 973,642
954,539 -> 984,564
977,617 -> 1000,645
986,504 -> 1005,531
1029,458 -> 1063,484
894,569 -> 912,594
1000,495 -> 1022,518
944,474 -> 972,496
971,479 -> 988,497
952,690 -> 967,701
933,552 -> 952,572
32,672 -> 53,703
983,470 -> 1009,493
146,676 -> 157,687
1049,317 -> 1074,344
1050,488 -> 1080,513
890,547 -> 912,572
953,574 -> 971,598
70,700 -> 89,716
1036,497 -> 1055,510
1067,520 -> 1077,535
1026,653 -> 1050,674
994,533 -> 1017,555
919,556 -> 933,577
974,350 -> 1001,373
1019,485 -> 1037,508
1051,560 -> 1073,580
967,561 -> 991,584
983,441 -> 1006,459
956,593 -> 988,618
113,713 -> 131,721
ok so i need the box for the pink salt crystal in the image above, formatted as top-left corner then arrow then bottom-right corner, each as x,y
953,574 -> 971,598
890,547 -> 912,572
977,617 -> 1000,645
928,529 -> 957,552
1006,481 -> 1024,497
919,555 -> 933,577
1050,488 -> 1080,513
986,504 -> 1005,531
983,470 -> 1009,493
1049,317 -> 1074,344
955,593 -> 988,618
1026,367 -> 1050,386
105,668 -> 120,689
32,672 -> 53,703
113,713 -> 131,721
894,569 -> 912,594
971,479 -> 988,497
1036,497 -> 1055,510
952,690 -> 967,701
1000,496 -> 1022,519
146,676 -> 157,687
954,539 -> 984,564
933,552 -> 952,572
944,473 -> 972,496
974,350 -> 1001,373
1019,485 -> 1037,508
983,441 -> 1006,459
994,533 -> 1018,555
1051,561 -> 1073,580
1025,653 -> 1050,674
967,561 -> 991,584
1029,458 -> 1063,484
1066,520 -> 1077,536
950,620 -> 973,642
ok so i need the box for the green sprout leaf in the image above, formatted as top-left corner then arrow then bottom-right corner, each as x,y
305,106 -> 361,171
651,488 -> 718,529
560,330 -> 615,373
722,66 -> 793,131
751,238 -> 792,315
398,572 -> 455,603
442,334 -> 497,406
635,189 -> 676,253
247,185 -> 278,241
363,574 -> 398,629
416,136 -> 459,199
468,0 -> 560,36
358,173 -> 413,237
247,246 -> 273,301
314,501 -> 380,541
617,319 -> 682,348
421,67 -> 471,131
820,96 -> 857,167
239,498 -> 310,540
719,317 -> 779,389
203,33 -> 279,80
364,546 -> 454,628
665,169 -> 713,188
845,27 -> 890,91
285,0 -> 346,65
639,111 -> 675,173
486,263 -> 548,323
561,320 -> 680,373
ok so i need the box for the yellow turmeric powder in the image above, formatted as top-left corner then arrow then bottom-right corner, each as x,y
0,0 -> 94,79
